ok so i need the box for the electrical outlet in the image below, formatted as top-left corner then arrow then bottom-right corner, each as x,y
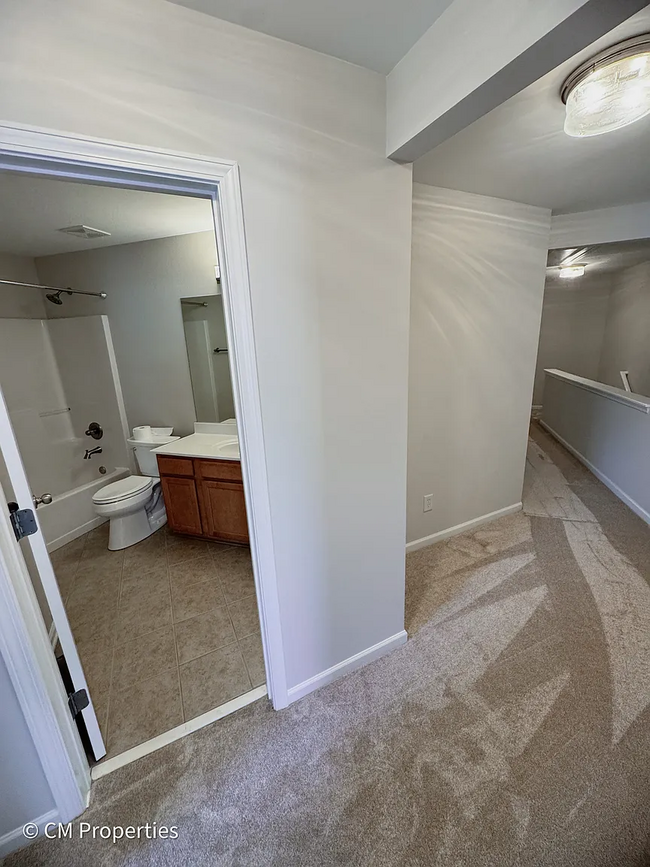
423,494 -> 433,513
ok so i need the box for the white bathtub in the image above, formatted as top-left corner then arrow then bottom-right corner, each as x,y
40,466 -> 130,552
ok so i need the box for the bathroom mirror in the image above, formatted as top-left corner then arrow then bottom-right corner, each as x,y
181,294 -> 235,422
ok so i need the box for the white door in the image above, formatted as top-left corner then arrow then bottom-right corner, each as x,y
0,385 -> 105,760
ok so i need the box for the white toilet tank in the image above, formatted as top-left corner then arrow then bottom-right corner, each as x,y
127,434 -> 180,477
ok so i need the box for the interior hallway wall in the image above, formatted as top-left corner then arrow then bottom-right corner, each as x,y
533,273 -> 611,405
0,0 -> 412,705
598,261 -> 650,397
0,252 -> 46,318
408,183 -> 551,546
0,649 -> 55,855
37,231 -> 218,437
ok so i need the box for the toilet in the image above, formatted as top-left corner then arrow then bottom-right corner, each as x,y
92,431 -> 180,551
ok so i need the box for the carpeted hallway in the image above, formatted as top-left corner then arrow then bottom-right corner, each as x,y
8,422 -> 650,866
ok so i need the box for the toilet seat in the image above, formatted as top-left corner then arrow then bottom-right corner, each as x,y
91,427 -> 176,550
92,475 -> 153,505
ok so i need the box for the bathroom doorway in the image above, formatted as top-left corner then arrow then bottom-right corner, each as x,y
0,127 -> 283,789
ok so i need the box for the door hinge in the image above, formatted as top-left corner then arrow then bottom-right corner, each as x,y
68,689 -> 89,718
7,502 -> 38,541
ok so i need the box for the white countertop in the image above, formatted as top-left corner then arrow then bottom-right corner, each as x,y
152,433 -> 241,461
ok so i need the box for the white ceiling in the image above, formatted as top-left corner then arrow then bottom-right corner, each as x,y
413,8 -> 650,215
0,173 -> 214,258
166,0 -> 454,73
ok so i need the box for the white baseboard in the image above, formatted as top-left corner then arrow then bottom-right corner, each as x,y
46,517 -> 107,554
406,503 -> 523,554
539,420 -> 650,526
0,809 -> 59,858
287,630 -> 408,703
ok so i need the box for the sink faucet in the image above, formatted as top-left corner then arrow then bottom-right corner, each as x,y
84,446 -> 103,460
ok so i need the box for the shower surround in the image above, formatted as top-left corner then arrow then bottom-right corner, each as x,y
0,314 -> 130,549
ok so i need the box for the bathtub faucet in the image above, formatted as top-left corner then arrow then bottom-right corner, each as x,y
84,446 -> 103,460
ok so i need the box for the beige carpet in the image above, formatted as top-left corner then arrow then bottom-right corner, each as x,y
8,422 -> 650,866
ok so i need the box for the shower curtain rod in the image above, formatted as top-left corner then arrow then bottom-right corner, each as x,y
0,278 -> 107,299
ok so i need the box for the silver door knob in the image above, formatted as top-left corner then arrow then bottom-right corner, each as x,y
32,493 -> 53,508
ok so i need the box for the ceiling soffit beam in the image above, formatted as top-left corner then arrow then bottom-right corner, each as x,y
387,0 -> 648,163
550,201 -> 650,248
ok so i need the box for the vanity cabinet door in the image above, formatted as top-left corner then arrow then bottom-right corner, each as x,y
197,479 -> 249,544
160,476 -> 203,536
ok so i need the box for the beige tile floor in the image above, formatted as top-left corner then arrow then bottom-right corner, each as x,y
49,523 -> 265,761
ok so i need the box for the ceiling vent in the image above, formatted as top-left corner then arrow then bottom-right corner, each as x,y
57,225 -> 111,240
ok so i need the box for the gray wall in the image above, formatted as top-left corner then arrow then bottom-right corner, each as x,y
598,261 -> 650,398
37,231 -> 219,437
542,373 -> 650,523
182,295 -> 235,422
533,273 -> 611,405
2,0 -> 413,696
408,183 -> 551,545
0,253 -> 46,318
0,651 -> 55,850
535,260 -> 650,404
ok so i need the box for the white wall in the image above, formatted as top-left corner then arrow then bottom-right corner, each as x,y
535,260 -> 650,405
37,231 -> 218,436
0,316 -> 129,497
47,315 -> 131,479
408,183 -> 550,546
542,371 -> 650,524
0,315 -> 129,558
0,252 -> 46,318
0,318 -> 69,496
0,0 -> 412,699
533,274 -> 611,405
598,262 -> 650,398
386,0 -> 606,158
182,295 -> 235,422
550,201 -> 650,248
0,652 -> 55,855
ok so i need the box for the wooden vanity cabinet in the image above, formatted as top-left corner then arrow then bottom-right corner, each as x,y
157,455 -> 249,545
160,475 -> 203,536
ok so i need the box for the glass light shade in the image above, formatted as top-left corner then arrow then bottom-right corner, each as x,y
564,52 -> 650,137
559,265 -> 585,279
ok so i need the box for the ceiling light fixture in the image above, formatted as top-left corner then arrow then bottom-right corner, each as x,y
559,265 -> 586,279
57,224 -> 111,239
561,34 -> 650,137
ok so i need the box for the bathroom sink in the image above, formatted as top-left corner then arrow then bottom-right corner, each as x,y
152,432 -> 241,461
214,440 -> 240,459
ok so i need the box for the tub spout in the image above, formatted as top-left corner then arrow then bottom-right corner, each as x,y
84,447 -> 103,460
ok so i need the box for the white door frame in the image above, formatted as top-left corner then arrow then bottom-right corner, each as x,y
0,122 -> 288,813
0,381 -> 108,760
0,477 -> 90,827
